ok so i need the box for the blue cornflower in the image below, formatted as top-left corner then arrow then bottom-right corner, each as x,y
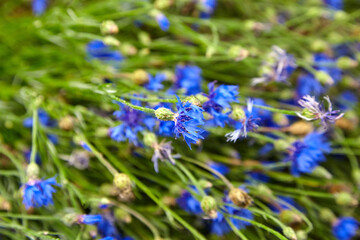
203,81 -> 239,127
80,141 -> 92,152
86,40 -> 124,64
23,109 -> 54,128
175,64 -> 203,95
210,198 -> 253,236
324,0 -> 343,10
32,0 -> 47,16
313,53 -> 342,84
159,121 -> 175,136
332,217 -> 359,240
297,95 -> 344,129
110,101 -> 153,146
155,12 -> 170,31
252,46 -> 296,85
174,96 -> 205,148
77,215 -> 103,224
297,74 -> 325,98
284,132 -> 331,176
97,212 -> 122,240
337,91 -> 358,110
199,0 -> 217,19
145,73 -> 166,91
226,99 -> 260,142
207,161 -> 230,176
177,188 -> 203,215
22,177 -> 60,209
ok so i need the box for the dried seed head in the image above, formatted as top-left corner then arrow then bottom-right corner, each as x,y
228,188 -> 252,208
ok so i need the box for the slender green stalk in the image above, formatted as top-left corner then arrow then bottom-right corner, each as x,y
106,93 -> 156,115
30,107 -> 39,164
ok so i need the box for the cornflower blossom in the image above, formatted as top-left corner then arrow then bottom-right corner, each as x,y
332,217 -> 359,240
175,64 -> 203,95
297,74 -> 325,98
226,99 -> 260,142
173,96 -> 205,148
23,109 -> 54,128
203,81 -> 239,127
177,187 -> 203,215
155,12 -> 170,31
77,215 -> 103,224
86,40 -> 124,64
151,140 -> 178,173
199,0 -> 217,19
296,95 -> 344,129
313,53 -> 342,84
32,0 -> 47,15
22,177 -> 60,209
324,0 -> 343,10
284,132 -> 331,176
145,73 -> 166,91
252,46 -> 297,85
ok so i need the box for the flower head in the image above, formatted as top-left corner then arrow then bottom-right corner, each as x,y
155,12 -> 170,31
174,96 -> 205,148
97,210 -> 122,240
226,99 -> 260,142
32,0 -> 47,15
199,0 -> 217,19
77,215 -> 103,225
296,95 -> 344,129
145,73 -> 166,91
22,177 -> 60,209
23,109 -> 54,128
151,140 -> 178,173
324,0 -> 343,10
285,132 -> 331,176
297,74 -> 325,98
332,217 -> 359,240
177,187 -> 203,215
86,40 -> 124,64
175,64 -> 203,95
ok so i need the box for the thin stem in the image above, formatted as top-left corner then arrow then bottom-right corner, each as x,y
106,94 -> 156,115
30,107 -> 39,164
176,161 -> 206,197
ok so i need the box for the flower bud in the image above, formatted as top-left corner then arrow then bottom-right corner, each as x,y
0,196 -> 11,211
138,31 -> 151,46
100,20 -> 118,35
285,121 -> 313,135
310,39 -> 328,52
114,208 -> 132,223
319,208 -> 336,223
131,69 -> 149,85
62,213 -> 78,226
59,116 -> 74,131
155,107 -> 175,121
113,173 -> 131,191
253,184 -> 273,200
335,192 -> 358,207
162,196 -> 176,206
103,36 -> 120,47
283,227 -> 297,240
274,139 -> 291,151
336,56 -> 358,70
228,188 -> 252,208
334,11 -> 348,22
154,0 -> 173,9
315,71 -> 334,85
273,113 -> 289,127
95,127 -> 110,138
26,162 -> 39,180
230,105 -> 245,120
352,169 -> 360,186
198,179 -> 213,189
228,45 -> 249,61
185,96 -> 201,106
279,210 -> 302,226
143,132 -> 157,147
310,166 -> 332,179
296,230 -> 307,240
201,196 -> 217,219
120,43 -> 137,56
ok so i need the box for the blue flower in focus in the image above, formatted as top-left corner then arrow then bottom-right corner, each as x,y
177,188 -> 203,215
155,12 -> 170,31
32,0 -> 47,16
313,53 -> 342,84
210,198 -> 253,236
297,74 -> 325,98
175,64 -> 203,95
285,132 -> 331,176
207,161 -> 230,176
226,99 -> 260,142
77,215 -> 103,224
174,96 -> 205,148
203,81 -> 239,127
87,40 -> 124,65
22,177 -> 60,209
199,0 -> 217,19
324,0 -> 343,10
332,217 -> 359,240
23,109 -> 54,128
146,73 -> 166,91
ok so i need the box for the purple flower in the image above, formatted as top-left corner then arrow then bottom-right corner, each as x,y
152,140 -> 178,173
332,217 -> 359,240
252,46 -> 296,85
174,96 -> 205,148
22,177 -> 60,209
32,0 -> 47,16
175,64 -> 203,95
155,12 -> 170,31
86,40 -> 124,64
297,95 -> 344,129
77,215 -> 103,224
226,99 -> 260,142
284,132 -> 331,176
146,73 -> 166,91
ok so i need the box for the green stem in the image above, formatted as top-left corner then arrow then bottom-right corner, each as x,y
176,162 -> 206,197
30,107 -> 39,164
107,94 -> 156,115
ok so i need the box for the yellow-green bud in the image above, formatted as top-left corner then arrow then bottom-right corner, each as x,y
101,20 -> 119,35
352,169 -> 360,186
155,107 -> 175,121
143,132 -> 157,147
206,45 -> 216,58
62,213 -> 78,226
198,179 -> 213,189
103,36 -> 120,47
230,105 -> 245,120
279,210 -> 302,226
0,196 -> 11,211
26,162 -> 39,180
296,230 -> 307,240
307,7 -> 324,17
59,116 -> 74,131
315,71 -> 333,85
154,0 -> 173,9
335,192 -> 358,207
334,11 -> 348,22
113,173 -> 132,191
336,56 -> 358,70
319,208 -> 336,223
283,227 -> 297,240
201,196 -> 217,218
138,31 -> 151,46
120,43 -> 137,56
298,108 -> 316,120
310,166 -> 332,179
273,113 -> 289,126
114,208 -> 132,223
95,127 -> 110,138
274,139 -> 291,151
131,69 -> 149,85
253,184 -> 273,200
310,39 -> 328,52
228,188 -> 252,208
